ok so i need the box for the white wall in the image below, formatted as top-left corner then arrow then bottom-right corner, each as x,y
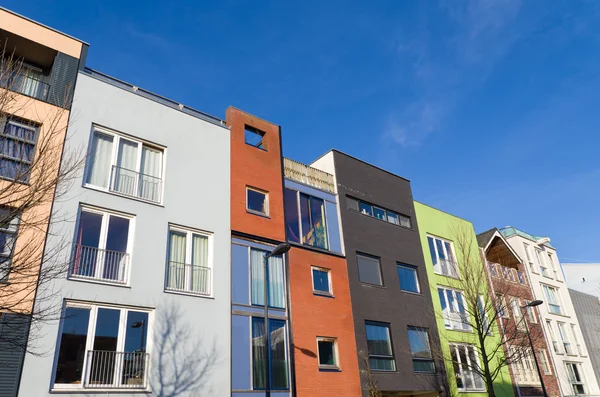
563,263 -> 600,298
19,72 -> 231,397
506,234 -> 600,397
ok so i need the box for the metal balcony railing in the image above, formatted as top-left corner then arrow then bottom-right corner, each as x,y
1,72 -> 50,101
434,258 -> 459,278
283,158 -> 335,193
84,350 -> 149,389
70,245 -> 129,284
165,261 -> 211,295
514,368 -> 541,386
110,165 -> 162,203
444,311 -> 471,331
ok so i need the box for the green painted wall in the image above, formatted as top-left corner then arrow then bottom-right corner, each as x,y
414,201 -> 514,397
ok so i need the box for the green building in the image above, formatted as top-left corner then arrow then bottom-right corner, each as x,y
414,201 -> 515,397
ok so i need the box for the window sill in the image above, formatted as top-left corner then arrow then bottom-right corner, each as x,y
401,290 -> 422,296
313,291 -> 334,298
433,271 -> 461,280
360,282 -> 386,289
445,327 -> 473,333
50,387 -> 151,394
164,289 -> 214,299
246,209 -> 270,219
83,184 -> 164,207
318,366 -> 341,372
67,276 -> 131,288
457,389 -> 486,393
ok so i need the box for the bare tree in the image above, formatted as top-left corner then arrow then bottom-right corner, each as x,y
152,304 -> 219,397
0,46 -> 84,354
431,223 -> 544,397
359,351 -> 383,397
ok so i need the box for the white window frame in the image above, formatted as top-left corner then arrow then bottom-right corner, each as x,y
510,297 -> 526,331
546,320 -> 562,354
246,186 -> 269,216
536,249 -> 551,278
438,287 -> 470,331
571,324 -> 585,356
428,235 -> 459,278
543,284 -> 563,315
311,266 -> 333,296
166,225 -> 213,297
477,295 -> 491,335
523,242 -> 537,274
566,362 -> 587,395
85,125 -> 165,203
524,299 -> 537,323
316,337 -> 339,369
557,322 -> 574,355
539,349 -> 552,375
547,253 -> 560,281
497,294 -> 509,319
450,343 -> 485,391
511,347 -> 540,386
71,205 -> 135,285
52,301 -> 153,391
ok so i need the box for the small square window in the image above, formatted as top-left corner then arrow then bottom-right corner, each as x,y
312,267 -> 332,295
397,263 -> 419,293
373,207 -> 386,220
247,187 -> 268,216
386,212 -> 399,225
317,338 -> 339,369
346,197 -> 359,211
359,202 -> 373,216
399,214 -> 411,228
244,126 -> 266,149
357,253 -> 383,286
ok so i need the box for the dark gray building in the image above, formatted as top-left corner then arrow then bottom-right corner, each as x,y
569,289 -> 600,385
312,150 -> 445,397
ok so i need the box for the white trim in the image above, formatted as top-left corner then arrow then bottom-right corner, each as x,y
311,266 -> 333,296
246,186 -> 269,216
316,337 -> 340,369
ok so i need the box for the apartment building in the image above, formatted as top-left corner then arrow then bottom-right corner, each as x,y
315,151 -> 445,397
0,8 -> 87,397
500,227 -> 599,397
282,155 -> 361,396
414,203 -> 514,397
18,68 -> 231,396
228,107 -> 294,397
478,229 -> 561,397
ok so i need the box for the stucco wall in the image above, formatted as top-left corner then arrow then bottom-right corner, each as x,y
18,72 -> 231,397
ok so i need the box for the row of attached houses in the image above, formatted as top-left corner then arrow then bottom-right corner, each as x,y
1,7 -> 600,397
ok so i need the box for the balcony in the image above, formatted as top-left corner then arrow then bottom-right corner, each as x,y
1,71 -> 50,101
444,311 -> 471,331
70,245 -> 129,284
283,158 -> 335,194
84,350 -> 148,389
434,258 -> 459,278
165,261 -> 211,296
110,165 -> 162,203
514,368 -> 541,386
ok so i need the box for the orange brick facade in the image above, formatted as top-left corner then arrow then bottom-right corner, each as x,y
227,106 -> 286,241
289,246 -> 362,397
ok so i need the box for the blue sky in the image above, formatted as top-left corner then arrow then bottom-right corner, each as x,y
6,0 -> 600,262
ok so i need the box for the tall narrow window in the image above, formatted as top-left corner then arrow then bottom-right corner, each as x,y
510,297 -> 526,330
477,295 -> 490,335
523,242 -> 536,273
0,207 -> 19,282
557,322 -> 573,355
450,344 -> 485,391
252,318 -> 289,389
365,322 -> 395,371
166,226 -> 211,295
53,303 -> 151,390
546,320 -> 561,354
86,127 -> 164,203
536,249 -> 550,278
438,287 -> 470,331
566,362 -> 586,395
571,324 -> 584,356
0,117 -> 37,182
250,248 -> 285,309
539,349 -> 551,374
524,300 -> 537,323
407,327 -> 434,373
284,189 -> 329,250
548,253 -> 560,280
543,285 -> 562,315
427,236 -> 459,278
357,254 -> 383,286
72,208 -> 132,284
284,188 -> 300,243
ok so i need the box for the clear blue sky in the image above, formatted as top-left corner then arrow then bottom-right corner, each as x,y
6,0 -> 600,263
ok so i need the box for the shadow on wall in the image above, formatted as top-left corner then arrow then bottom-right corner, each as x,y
294,344 -> 317,358
151,303 -> 219,397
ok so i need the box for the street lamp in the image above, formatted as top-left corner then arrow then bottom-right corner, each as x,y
263,243 -> 290,397
521,300 -> 547,397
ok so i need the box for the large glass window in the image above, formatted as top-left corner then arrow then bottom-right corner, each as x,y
365,322 -> 395,371
397,263 -> 419,293
54,303 -> 150,389
427,236 -> 459,278
252,318 -> 289,390
450,344 -> 485,391
543,285 -> 562,314
71,207 -> 132,284
86,127 -> 163,203
166,226 -> 211,295
311,267 -> 332,295
0,206 -> 19,282
0,117 -> 37,182
566,362 -> 586,395
284,188 -> 328,250
250,248 -> 285,309
407,326 -> 434,373
357,253 -> 382,286
438,287 -> 470,331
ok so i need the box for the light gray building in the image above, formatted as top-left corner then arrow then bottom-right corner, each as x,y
569,289 -> 600,389
564,263 -> 600,298
18,69 -> 231,396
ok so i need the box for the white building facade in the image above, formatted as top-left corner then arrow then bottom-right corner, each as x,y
501,227 -> 599,397
18,70 -> 231,396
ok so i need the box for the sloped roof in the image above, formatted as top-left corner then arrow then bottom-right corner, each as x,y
476,228 -> 497,248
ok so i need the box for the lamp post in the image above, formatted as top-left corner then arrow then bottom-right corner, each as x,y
264,243 -> 290,397
521,300 -> 548,397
